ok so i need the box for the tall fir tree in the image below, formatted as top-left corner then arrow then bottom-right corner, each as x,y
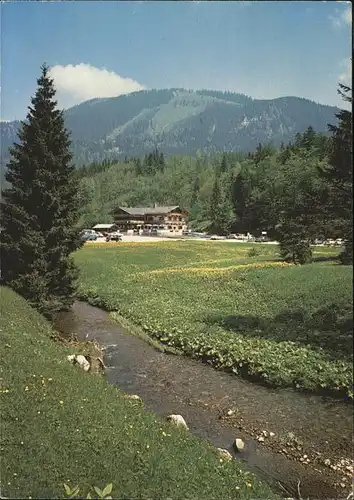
302,125 -> 316,150
219,153 -> 228,173
190,175 -> 200,208
209,175 -> 232,235
322,83 -> 352,263
209,176 -> 221,227
0,64 -> 82,319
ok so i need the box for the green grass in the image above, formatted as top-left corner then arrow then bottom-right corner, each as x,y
75,241 -> 353,398
0,286 -> 277,499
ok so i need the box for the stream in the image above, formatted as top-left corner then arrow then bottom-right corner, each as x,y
55,301 -> 353,499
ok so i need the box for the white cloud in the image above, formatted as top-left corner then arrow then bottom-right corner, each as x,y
339,58 -> 352,85
48,63 -> 146,108
329,4 -> 351,28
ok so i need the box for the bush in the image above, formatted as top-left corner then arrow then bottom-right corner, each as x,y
339,237 -> 353,265
247,247 -> 261,258
279,239 -> 313,265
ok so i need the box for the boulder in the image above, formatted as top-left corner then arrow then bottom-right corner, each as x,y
75,355 -> 91,372
217,448 -> 233,461
233,438 -> 245,452
67,354 -> 76,363
166,414 -> 189,430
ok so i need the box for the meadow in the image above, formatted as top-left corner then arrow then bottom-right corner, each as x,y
75,241 -> 353,399
0,286 -> 277,499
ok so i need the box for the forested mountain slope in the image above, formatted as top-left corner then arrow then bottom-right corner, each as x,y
1,89 -> 339,170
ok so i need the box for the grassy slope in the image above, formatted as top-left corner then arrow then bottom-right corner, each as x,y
75,241 -> 353,398
0,286 -> 277,500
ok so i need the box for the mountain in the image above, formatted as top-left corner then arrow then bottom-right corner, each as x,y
1,88 -> 339,170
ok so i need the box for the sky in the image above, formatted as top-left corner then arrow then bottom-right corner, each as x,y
1,0 -> 352,121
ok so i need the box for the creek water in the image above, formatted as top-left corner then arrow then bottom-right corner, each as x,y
55,301 -> 353,499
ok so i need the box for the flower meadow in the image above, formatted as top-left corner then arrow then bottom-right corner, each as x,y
75,241 -> 353,398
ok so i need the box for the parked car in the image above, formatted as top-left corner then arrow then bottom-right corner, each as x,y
254,235 -> 269,243
324,239 -> 336,246
106,232 -> 122,242
81,232 -> 98,242
210,235 -> 226,240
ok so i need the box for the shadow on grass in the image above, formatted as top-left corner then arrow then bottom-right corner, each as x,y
312,255 -> 340,263
203,304 -> 353,362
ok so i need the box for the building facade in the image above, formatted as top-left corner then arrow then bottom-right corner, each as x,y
112,205 -> 188,235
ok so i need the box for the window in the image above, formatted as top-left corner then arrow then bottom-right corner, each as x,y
178,225 -> 182,230
168,225 -> 172,230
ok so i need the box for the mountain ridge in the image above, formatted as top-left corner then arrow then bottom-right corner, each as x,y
1,88 -> 339,169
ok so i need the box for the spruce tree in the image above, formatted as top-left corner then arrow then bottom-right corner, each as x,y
209,176 -> 232,235
0,64 -> 82,319
209,176 -> 221,230
220,153 -> 228,173
302,126 -> 316,150
322,83 -> 352,263
190,175 -> 200,208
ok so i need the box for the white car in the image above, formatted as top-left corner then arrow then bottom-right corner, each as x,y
106,231 -> 122,242
210,235 -> 226,240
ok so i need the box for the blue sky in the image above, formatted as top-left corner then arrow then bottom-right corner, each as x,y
1,1 -> 352,121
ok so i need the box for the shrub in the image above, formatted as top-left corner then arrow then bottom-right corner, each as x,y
247,247 -> 261,258
279,239 -> 313,265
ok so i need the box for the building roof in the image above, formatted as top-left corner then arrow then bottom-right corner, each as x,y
92,223 -> 116,229
117,206 -> 181,216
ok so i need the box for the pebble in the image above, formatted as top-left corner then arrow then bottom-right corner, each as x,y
234,438 -> 245,452
166,414 -> 189,430
217,448 -> 233,462
257,436 -> 265,443
124,394 -> 142,402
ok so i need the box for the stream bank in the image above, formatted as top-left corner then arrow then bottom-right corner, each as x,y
55,301 -> 353,499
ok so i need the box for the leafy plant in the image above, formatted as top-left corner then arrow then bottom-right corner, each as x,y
64,483 -> 113,499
